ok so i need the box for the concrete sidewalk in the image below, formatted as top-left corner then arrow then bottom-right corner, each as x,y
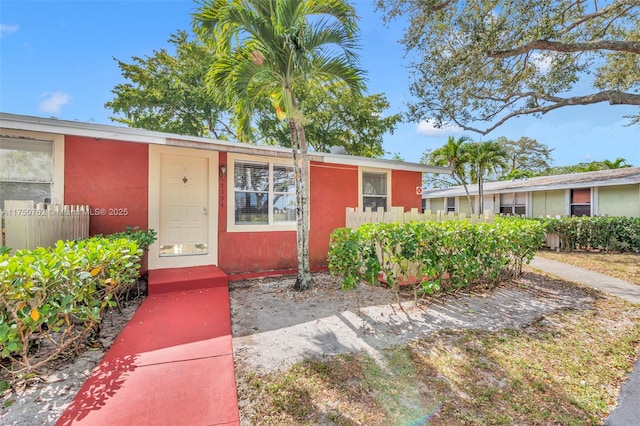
529,257 -> 640,304
528,256 -> 640,426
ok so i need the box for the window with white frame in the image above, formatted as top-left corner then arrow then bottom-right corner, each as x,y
0,137 -> 53,209
362,171 -> 388,211
446,197 -> 456,212
570,188 -> 591,216
500,192 -> 526,215
233,160 -> 296,225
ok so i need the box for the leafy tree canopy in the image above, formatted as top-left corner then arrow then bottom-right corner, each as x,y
106,29 -> 397,157
256,79 -> 401,157
538,157 -> 633,174
378,0 -> 640,134
496,136 -> 554,179
105,31 -> 235,139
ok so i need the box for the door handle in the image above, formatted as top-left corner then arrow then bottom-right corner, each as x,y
203,207 -> 208,215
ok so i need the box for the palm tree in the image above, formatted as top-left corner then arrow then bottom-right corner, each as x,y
602,157 -> 631,169
429,135 -> 475,213
194,0 -> 364,290
467,141 -> 508,213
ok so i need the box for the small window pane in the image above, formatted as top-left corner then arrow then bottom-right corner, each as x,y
571,204 -> 591,217
446,198 -> 455,210
273,165 -> 295,193
501,193 -> 514,205
363,172 -> 386,196
363,196 -> 387,211
273,194 -> 296,222
0,139 -> 53,183
571,189 -> 591,204
234,162 -> 268,191
0,182 -> 51,209
235,192 -> 268,224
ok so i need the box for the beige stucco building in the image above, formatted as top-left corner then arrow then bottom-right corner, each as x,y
422,168 -> 640,218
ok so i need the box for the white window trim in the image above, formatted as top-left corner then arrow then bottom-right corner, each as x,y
0,130 -> 65,205
358,167 -> 391,211
499,192 -> 527,216
227,153 -> 297,233
147,145 -> 219,270
568,187 -> 593,216
445,196 -> 456,213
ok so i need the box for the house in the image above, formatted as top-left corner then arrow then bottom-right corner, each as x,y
422,167 -> 640,218
0,112 -> 448,275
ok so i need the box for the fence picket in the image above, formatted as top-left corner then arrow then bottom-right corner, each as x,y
3,201 -> 90,251
345,206 -> 495,229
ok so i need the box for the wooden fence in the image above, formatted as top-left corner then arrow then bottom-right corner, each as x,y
346,207 -> 562,250
2,200 -> 90,251
345,206 -> 494,230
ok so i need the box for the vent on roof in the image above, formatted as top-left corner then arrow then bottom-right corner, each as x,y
329,145 -> 347,155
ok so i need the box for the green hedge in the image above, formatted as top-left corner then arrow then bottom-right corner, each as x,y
536,216 -> 640,252
0,229 -> 155,379
328,217 -> 545,298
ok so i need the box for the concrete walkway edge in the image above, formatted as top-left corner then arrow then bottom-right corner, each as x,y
529,257 -> 640,304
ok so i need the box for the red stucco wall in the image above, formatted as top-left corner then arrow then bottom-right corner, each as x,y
216,151 -> 294,272
391,170 -> 422,211
64,136 -> 148,236
217,160 -> 359,274
63,135 -> 422,275
309,162 -> 359,267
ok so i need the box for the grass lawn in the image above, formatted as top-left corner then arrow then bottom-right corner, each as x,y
237,266 -> 640,425
536,250 -> 640,286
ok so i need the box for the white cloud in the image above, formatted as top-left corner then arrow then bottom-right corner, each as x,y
0,24 -> 19,38
38,92 -> 71,114
416,119 -> 462,137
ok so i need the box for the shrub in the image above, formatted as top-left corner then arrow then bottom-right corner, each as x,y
0,229 -> 155,380
328,217 -> 545,300
106,226 -> 157,252
536,216 -> 640,252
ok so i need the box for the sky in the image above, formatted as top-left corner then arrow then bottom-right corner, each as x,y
1,0 -> 639,167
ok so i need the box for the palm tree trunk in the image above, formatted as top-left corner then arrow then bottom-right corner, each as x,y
462,182 -> 474,215
288,97 -> 314,291
478,174 -> 484,214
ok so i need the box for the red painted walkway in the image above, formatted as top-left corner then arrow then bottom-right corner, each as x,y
57,266 -> 239,426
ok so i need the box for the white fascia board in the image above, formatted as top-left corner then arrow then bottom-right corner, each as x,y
0,113 -> 451,174
1,113 -> 167,145
423,179 -> 640,199
318,152 -> 451,174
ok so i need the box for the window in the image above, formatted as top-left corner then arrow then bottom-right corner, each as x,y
446,197 -> 456,212
233,160 -> 296,226
571,188 -> 591,216
0,137 -> 53,209
500,192 -> 526,215
362,171 -> 387,211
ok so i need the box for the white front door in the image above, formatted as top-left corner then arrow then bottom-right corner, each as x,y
159,154 -> 209,256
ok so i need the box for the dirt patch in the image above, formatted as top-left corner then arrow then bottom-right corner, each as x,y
230,270 -> 598,375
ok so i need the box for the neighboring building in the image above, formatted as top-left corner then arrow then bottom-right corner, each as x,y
0,113 -> 448,274
422,167 -> 640,218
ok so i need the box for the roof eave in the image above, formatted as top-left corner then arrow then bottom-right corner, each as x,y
0,112 -> 452,174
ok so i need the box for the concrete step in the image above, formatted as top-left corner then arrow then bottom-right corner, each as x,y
147,265 -> 228,295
